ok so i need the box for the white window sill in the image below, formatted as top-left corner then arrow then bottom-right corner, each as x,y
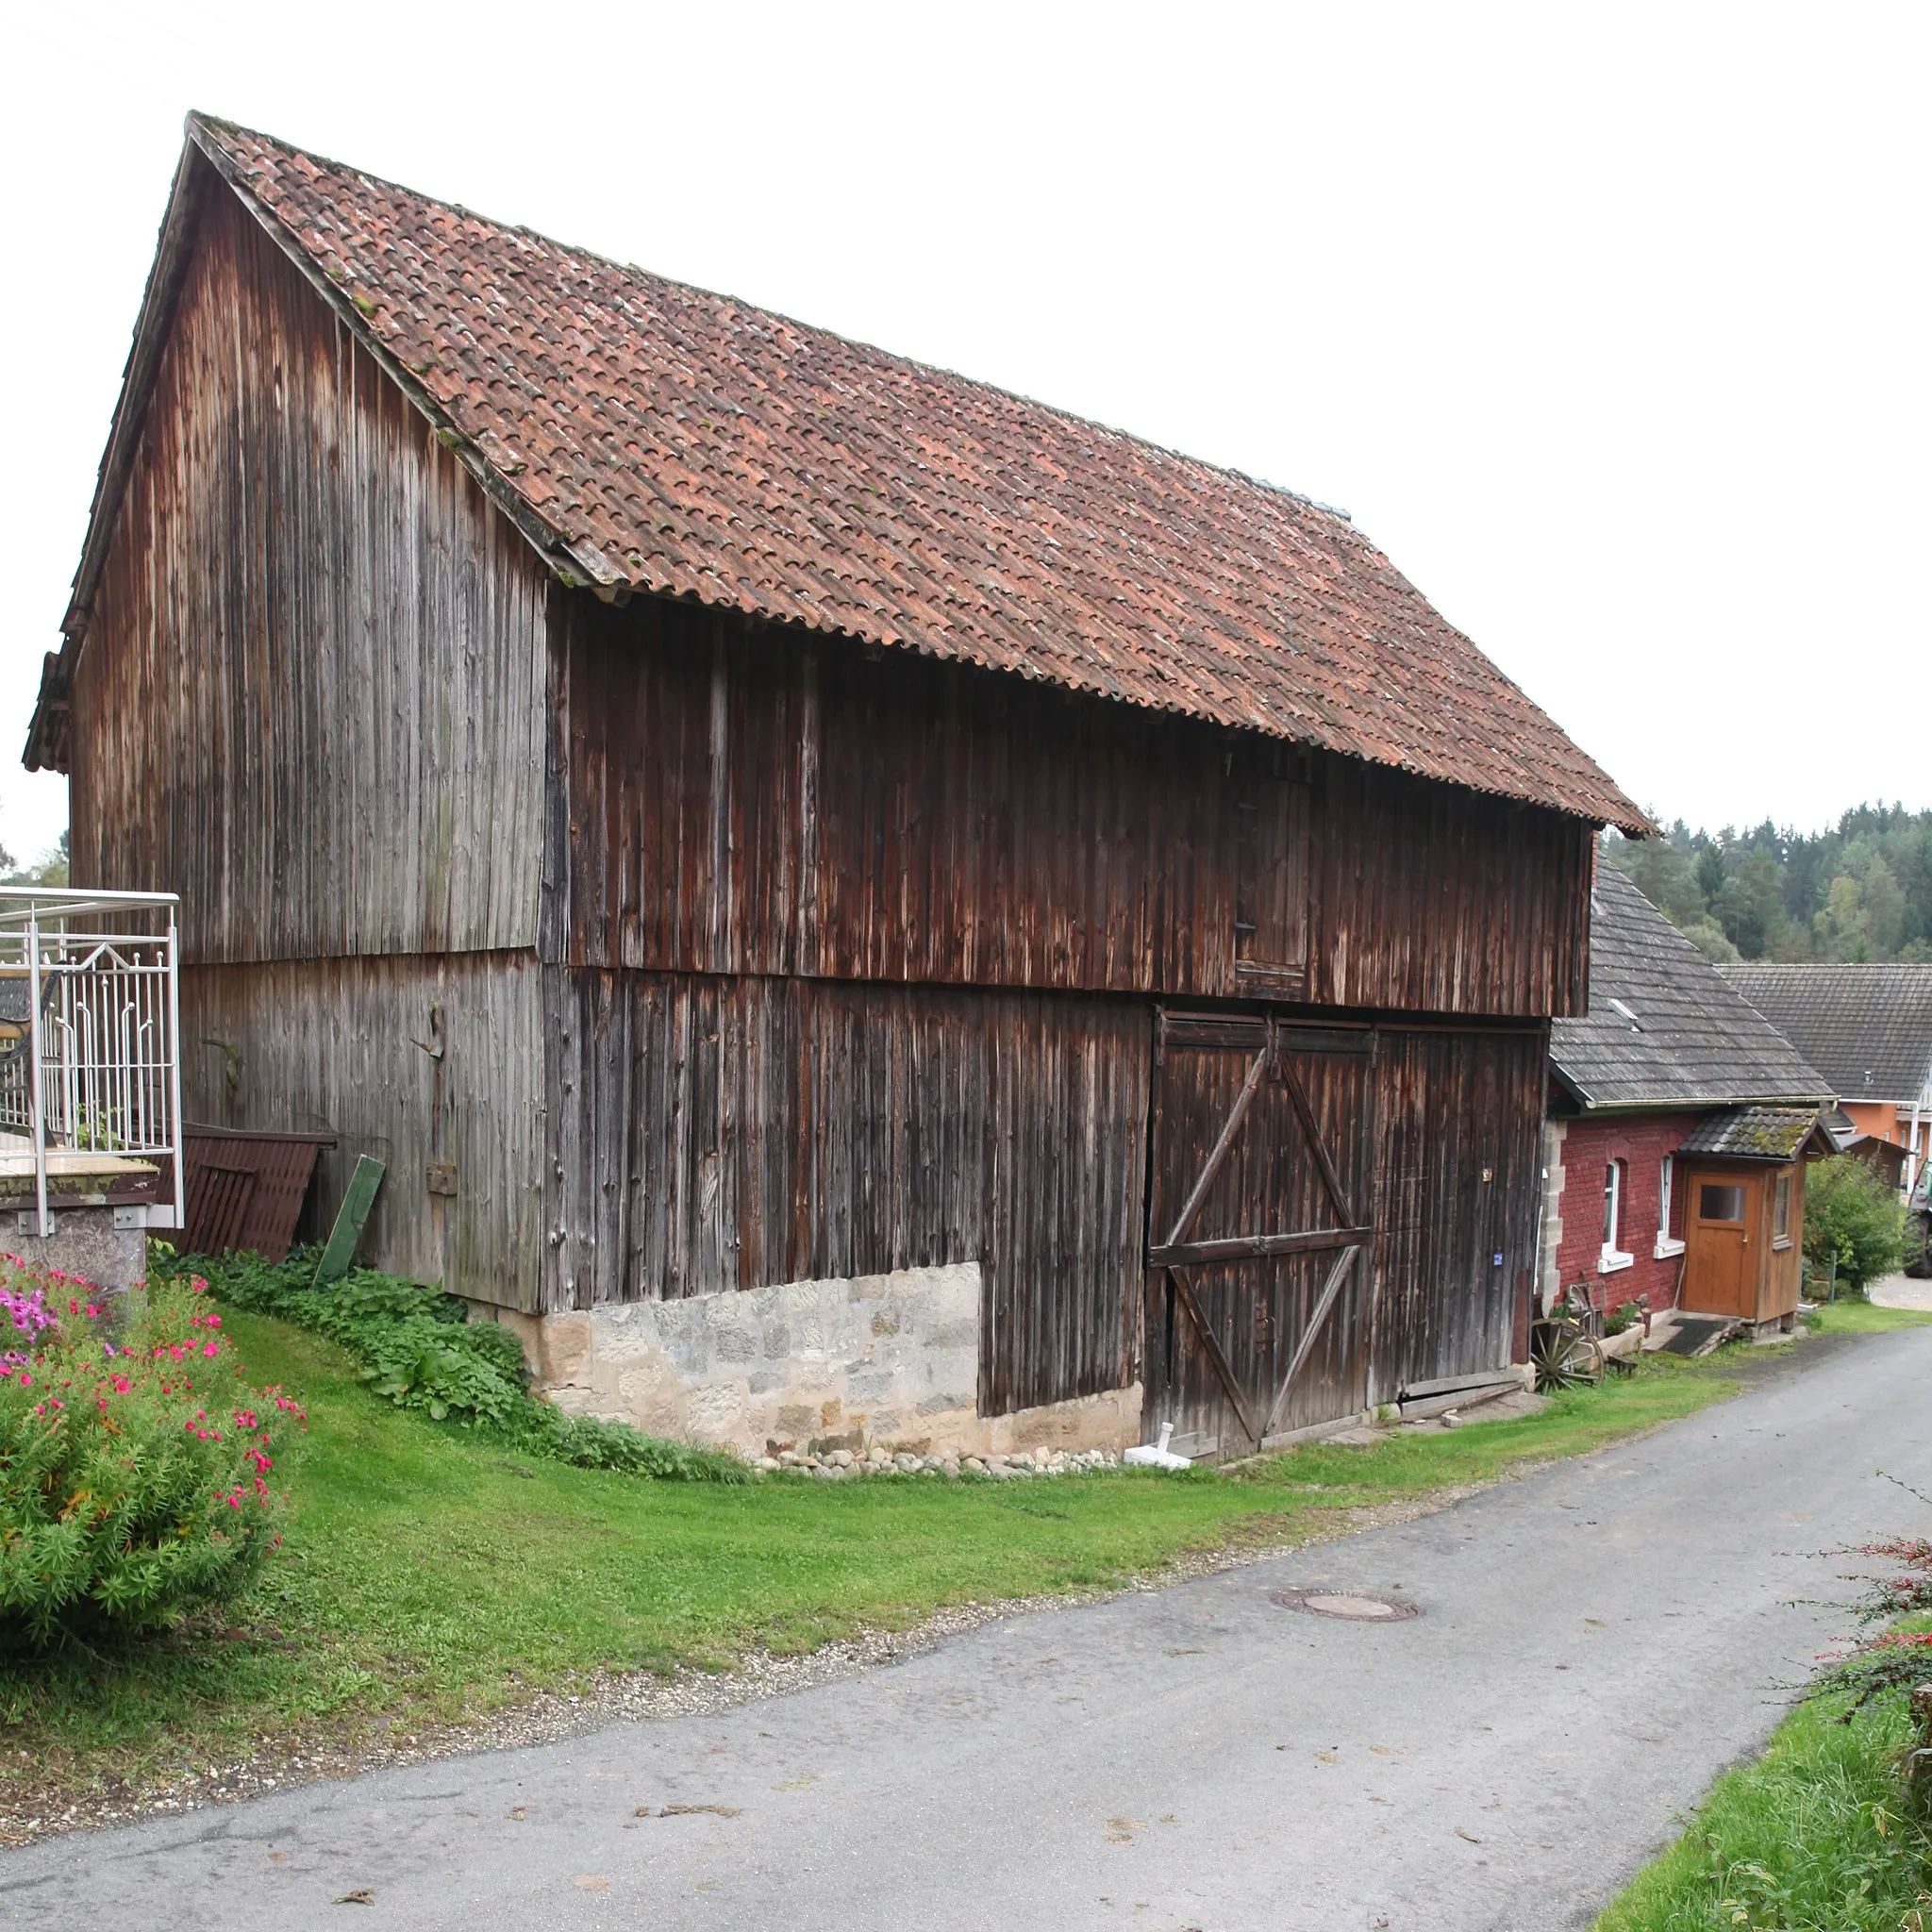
1599,1247 -> 1636,1274
1654,1236 -> 1686,1260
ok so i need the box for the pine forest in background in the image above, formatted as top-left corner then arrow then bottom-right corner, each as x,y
1604,806 -> 1932,965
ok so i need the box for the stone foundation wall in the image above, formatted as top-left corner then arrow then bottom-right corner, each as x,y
2,1162 -> 154,1335
479,1262 -> 1141,1460
4,1208 -> 146,1296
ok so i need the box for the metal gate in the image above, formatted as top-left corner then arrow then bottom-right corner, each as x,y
1143,1011 -> 1378,1461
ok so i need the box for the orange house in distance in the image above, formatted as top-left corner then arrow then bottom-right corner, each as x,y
1724,966 -> 1932,1197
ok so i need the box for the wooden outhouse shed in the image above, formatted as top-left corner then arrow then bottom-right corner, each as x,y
25,115 -> 1647,1461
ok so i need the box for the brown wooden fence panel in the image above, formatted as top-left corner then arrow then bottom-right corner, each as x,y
181,1126 -> 334,1260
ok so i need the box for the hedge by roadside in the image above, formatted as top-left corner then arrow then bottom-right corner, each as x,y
151,1246 -> 748,1484
1598,1518 -> 1932,1931
1593,1686 -> 1930,1932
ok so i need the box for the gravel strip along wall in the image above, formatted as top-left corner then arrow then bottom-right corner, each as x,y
762,1445 -> 1121,1478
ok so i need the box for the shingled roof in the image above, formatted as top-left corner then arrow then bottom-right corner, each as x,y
1678,1106 -> 1831,1162
1550,866 -> 1830,1110
1719,965 -> 1932,1107
30,113 -> 1643,829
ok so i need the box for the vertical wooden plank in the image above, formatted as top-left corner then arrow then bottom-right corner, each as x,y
72,189 -> 548,969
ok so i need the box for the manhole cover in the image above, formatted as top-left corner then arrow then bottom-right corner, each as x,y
1272,1588 -> 1419,1622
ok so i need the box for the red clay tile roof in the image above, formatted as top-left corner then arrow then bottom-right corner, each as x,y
60,113 -> 1648,827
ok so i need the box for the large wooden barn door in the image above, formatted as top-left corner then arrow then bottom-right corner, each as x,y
1143,1011 -> 1377,1461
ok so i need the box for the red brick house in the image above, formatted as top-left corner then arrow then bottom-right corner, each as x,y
1541,867 -> 1832,1326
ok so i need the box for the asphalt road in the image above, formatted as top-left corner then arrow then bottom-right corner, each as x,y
7,1326 -> 1930,1932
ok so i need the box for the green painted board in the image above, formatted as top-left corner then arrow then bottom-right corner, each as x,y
313,1155 -> 386,1286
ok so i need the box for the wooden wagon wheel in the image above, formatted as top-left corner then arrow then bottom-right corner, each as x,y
1531,1318 -> 1606,1393
0,970 -> 58,1070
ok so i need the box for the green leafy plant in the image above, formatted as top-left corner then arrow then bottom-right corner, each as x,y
158,1247 -> 748,1483
1805,1155 -> 1909,1294
1816,1489 -> 1932,1833
69,1106 -> 125,1153
0,1259 -> 302,1646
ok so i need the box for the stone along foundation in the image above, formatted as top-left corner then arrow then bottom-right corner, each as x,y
483,1262 -> 1141,1461
1,1150 -> 159,1331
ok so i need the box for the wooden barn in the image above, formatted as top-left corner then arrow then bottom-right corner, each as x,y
25,115 -> 1646,1462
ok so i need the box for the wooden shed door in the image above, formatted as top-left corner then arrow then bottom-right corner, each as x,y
1681,1172 -> 1760,1318
1143,1012 -> 1377,1461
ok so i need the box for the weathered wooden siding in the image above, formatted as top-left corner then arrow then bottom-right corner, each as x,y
544,966 -> 1149,1413
1141,1014 -> 1545,1453
545,593 -> 1591,1017
1311,766 -> 1591,1019
70,186 -> 546,964
1143,1021 -> 1377,1446
180,952 -> 544,1305
1368,1024 -> 1547,1393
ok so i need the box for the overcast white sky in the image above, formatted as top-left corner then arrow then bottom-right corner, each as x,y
3,1 -> 1925,866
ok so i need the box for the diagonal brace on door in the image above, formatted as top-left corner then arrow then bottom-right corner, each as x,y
1154,1041 -> 1272,1440
1152,1021 -> 1375,1449
1260,1241 -> 1362,1440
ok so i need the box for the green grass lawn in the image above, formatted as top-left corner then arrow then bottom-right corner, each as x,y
2,1308 -> 1740,1817
1594,1683 -> 1931,1932
1810,1295 -> 1932,1335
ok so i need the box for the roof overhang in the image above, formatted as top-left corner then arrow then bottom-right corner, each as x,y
1547,1076 -> 1834,1119
1676,1105 -> 1836,1164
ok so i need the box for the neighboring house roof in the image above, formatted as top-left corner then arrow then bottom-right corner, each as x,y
1823,1108 -> 1910,1184
1677,1106 -> 1829,1162
1720,965 -> 1932,1108
1550,866 -> 1831,1110
27,113 -> 1645,831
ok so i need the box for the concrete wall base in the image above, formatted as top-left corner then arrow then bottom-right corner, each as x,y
475,1262 -> 1141,1461
4,1207 -> 148,1297
3,1204 -> 150,1337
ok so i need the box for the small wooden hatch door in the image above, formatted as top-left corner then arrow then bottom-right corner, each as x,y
1144,1012 -> 1377,1461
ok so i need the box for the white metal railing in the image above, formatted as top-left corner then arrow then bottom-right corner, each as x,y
0,887 -> 183,1238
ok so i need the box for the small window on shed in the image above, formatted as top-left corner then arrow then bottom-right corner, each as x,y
1699,1183 -> 1747,1224
1773,1172 -> 1791,1243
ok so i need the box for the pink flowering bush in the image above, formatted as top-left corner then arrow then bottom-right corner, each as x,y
0,1257 -> 304,1645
